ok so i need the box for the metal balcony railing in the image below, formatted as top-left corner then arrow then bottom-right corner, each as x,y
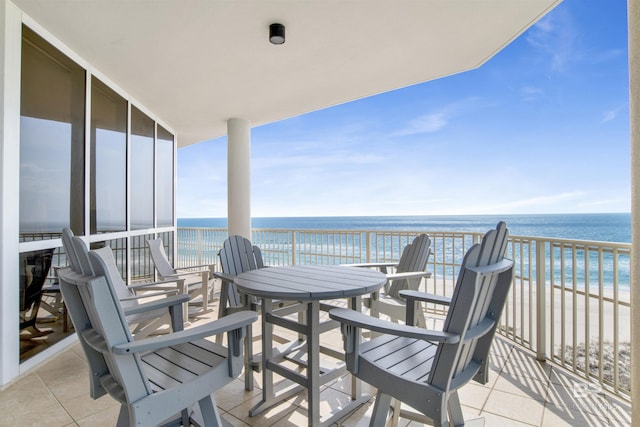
176,226 -> 631,402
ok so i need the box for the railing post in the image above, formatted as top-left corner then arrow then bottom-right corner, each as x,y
197,228 -> 202,265
536,238 -> 547,362
291,231 -> 297,265
366,232 -> 371,263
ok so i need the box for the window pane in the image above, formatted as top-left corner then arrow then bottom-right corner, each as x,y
156,126 -> 174,227
131,233 -> 155,281
91,78 -> 127,233
130,107 -> 154,230
20,26 -> 85,241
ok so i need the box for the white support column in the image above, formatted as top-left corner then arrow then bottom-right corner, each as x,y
0,0 -> 22,387
227,118 -> 251,239
629,0 -> 639,424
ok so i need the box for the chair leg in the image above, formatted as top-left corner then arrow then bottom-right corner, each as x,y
370,391 -> 392,427
215,284 -> 230,344
198,395 -> 223,427
244,321 -> 254,391
200,271 -> 209,309
448,390 -> 465,427
115,405 -> 130,427
390,397 -> 401,426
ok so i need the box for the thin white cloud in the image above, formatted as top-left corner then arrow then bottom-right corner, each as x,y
601,110 -> 617,123
600,105 -> 627,124
391,113 -> 447,136
390,97 -> 483,137
526,8 -> 579,72
521,85 -> 544,101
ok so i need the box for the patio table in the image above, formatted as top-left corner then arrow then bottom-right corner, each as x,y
234,264 -> 387,427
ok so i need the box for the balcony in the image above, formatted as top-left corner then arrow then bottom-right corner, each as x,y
1,295 -> 631,426
4,226 -> 632,425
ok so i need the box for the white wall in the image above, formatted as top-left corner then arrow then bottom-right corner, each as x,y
0,0 -> 23,387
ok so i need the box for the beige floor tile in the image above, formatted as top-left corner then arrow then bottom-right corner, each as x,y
213,378 -> 262,411
226,390 -> 300,426
0,373 -> 74,427
493,372 -> 549,401
268,405 -> 310,427
60,392 -> 119,421
483,388 -> 545,425
479,410 -> 538,426
541,404 -> 610,427
75,404 -> 121,427
545,371 -> 612,420
35,350 -> 86,386
219,411 -> 252,426
605,395 -> 631,426
456,381 -> 492,410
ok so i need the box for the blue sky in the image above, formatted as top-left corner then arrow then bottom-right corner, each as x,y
177,0 -> 630,218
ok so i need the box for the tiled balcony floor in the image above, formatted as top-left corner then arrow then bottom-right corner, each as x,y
2,296 -> 632,427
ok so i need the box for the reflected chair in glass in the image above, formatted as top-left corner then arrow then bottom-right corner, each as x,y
19,248 -> 56,339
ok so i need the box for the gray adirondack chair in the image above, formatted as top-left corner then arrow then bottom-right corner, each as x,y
329,222 -> 513,426
61,228 -> 189,338
216,235 -> 266,317
354,233 -> 432,327
147,237 -> 214,319
215,235 -> 304,391
58,253 -> 257,427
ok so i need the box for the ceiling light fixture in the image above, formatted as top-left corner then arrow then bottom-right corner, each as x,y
269,23 -> 285,45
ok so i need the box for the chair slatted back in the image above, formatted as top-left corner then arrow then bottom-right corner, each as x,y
387,233 -> 432,298
91,246 -> 134,301
61,228 -> 81,273
147,238 -> 177,278
60,228 -> 94,275
87,250 -> 153,403
219,235 -> 264,307
59,258 -> 151,404
72,236 -> 94,276
428,222 -> 513,391
58,267 -> 110,399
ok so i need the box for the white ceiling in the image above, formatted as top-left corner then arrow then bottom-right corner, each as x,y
14,0 -> 561,147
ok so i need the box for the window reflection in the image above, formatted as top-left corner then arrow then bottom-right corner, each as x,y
131,107 -> 154,230
19,26 -> 85,241
19,247 -> 73,361
157,126 -> 174,227
91,78 -> 127,233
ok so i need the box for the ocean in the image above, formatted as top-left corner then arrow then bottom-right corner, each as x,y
178,213 -> 631,243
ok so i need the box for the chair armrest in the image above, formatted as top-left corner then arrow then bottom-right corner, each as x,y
112,311 -> 258,355
340,262 -> 398,269
119,289 -> 177,301
214,271 -> 235,282
328,308 -> 459,344
399,290 -> 451,306
122,294 -> 190,316
175,263 -> 214,270
129,278 -> 185,290
173,265 -> 213,274
166,269 -> 211,278
386,271 -> 432,281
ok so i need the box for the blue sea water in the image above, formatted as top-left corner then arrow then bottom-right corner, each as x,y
178,213 -> 631,243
